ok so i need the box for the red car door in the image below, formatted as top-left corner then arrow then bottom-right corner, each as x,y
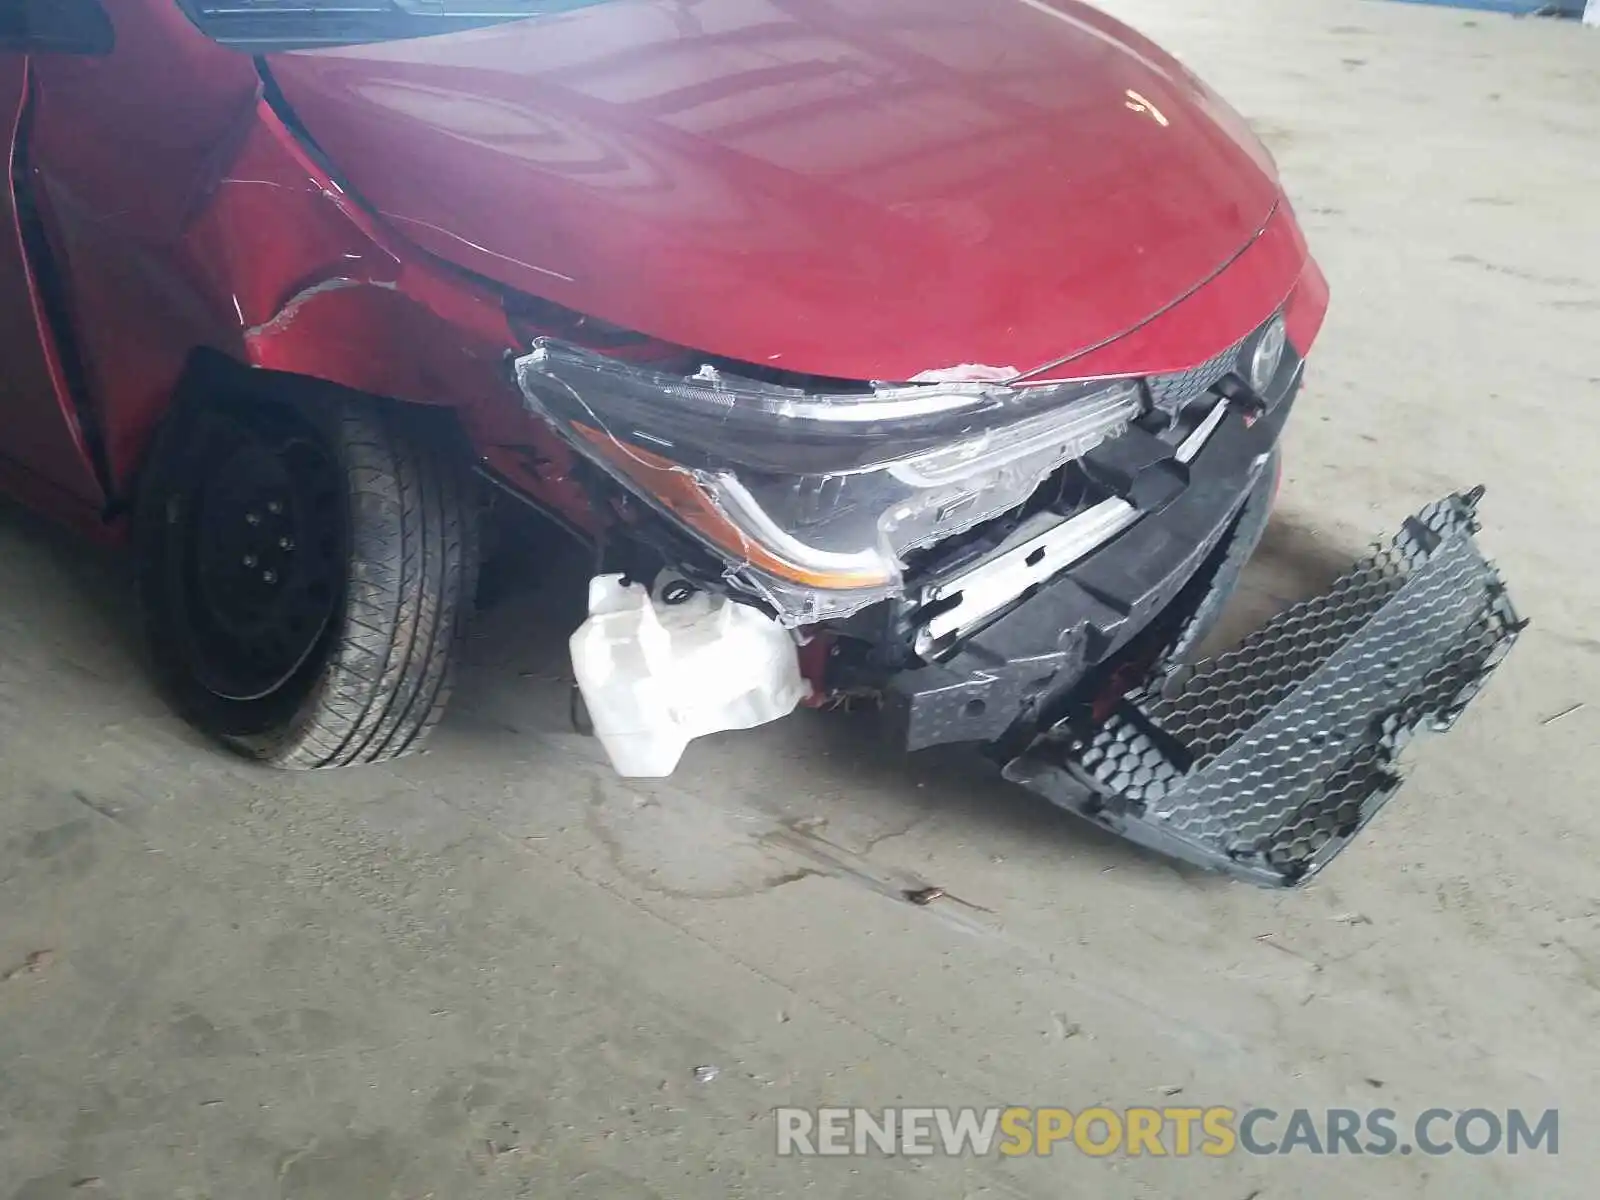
0,24 -> 106,521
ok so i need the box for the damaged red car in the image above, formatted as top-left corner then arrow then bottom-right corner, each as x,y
0,0 -> 1520,885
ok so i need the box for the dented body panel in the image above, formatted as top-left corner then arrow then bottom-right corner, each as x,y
20,4 -> 535,507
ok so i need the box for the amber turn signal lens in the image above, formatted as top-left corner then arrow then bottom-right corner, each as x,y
572,425 -> 894,591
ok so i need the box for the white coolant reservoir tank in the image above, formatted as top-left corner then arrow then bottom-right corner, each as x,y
569,574 -> 809,777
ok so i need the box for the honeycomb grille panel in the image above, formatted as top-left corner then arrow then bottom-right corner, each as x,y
1005,491 -> 1523,887
1146,337 -> 1246,414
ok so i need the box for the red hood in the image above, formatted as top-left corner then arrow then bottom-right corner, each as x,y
268,0 -> 1286,382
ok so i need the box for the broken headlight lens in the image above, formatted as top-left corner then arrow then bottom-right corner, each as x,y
513,340 -> 1144,624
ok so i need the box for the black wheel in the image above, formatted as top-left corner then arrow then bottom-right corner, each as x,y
136,386 -> 479,768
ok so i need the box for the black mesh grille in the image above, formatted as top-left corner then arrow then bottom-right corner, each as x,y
1004,490 -> 1523,887
1145,336 -> 1247,414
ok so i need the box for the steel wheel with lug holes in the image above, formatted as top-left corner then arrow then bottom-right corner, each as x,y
136,384 -> 479,768
183,414 -> 343,702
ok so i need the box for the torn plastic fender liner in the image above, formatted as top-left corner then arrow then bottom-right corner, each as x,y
1003,490 -> 1524,887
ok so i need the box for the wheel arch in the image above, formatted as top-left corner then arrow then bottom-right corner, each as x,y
130,347 -> 482,508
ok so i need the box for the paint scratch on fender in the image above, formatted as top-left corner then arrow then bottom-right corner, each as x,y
220,178 -> 304,192
243,277 -> 398,340
909,363 -> 1019,384
383,211 -> 577,284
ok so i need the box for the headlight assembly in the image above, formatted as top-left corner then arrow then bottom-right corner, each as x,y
512,340 -> 1145,624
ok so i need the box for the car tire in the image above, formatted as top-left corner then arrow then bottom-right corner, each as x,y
135,385 -> 479,768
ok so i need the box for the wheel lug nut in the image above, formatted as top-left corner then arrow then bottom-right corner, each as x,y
267,500 -> 283,515
262,570 -> 277,585
242,554 -> 258,568
245,512 -> 261,526
278,536 -> 294,551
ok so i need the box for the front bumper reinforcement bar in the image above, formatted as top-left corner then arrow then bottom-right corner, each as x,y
1003,489 -> 1524,887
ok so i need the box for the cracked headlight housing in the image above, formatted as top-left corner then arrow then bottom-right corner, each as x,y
513,340 -> 1144,624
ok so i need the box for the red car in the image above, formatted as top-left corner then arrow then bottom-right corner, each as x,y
0,0 -> 1519,884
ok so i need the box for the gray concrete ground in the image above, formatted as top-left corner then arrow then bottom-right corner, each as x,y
4,1 -> 1599,1197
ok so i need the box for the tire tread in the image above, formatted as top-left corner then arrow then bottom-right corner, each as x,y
202,398 -> 477,769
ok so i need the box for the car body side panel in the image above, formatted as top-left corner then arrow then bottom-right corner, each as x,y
0,56 -> 105,520
19,0 -> 561,512
22,1 -> 266,495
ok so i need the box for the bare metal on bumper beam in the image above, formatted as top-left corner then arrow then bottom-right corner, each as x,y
1003,489 -> 1524,887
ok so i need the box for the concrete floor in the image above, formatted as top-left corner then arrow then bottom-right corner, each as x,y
3,1 -> 1598,1197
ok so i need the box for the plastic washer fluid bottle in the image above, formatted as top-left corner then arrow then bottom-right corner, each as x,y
569,574 -> 810,777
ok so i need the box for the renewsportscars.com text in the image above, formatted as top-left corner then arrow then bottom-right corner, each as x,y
775,1106 -> 1559,1158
